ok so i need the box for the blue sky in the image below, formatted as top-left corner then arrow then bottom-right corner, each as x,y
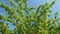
0,0 -> 60,30
28,0 -> 60,18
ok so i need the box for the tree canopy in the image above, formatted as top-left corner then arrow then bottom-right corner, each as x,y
0,0 -> 60,34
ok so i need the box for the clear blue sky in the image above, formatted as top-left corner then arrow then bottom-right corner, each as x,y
0,0 -> 60,30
